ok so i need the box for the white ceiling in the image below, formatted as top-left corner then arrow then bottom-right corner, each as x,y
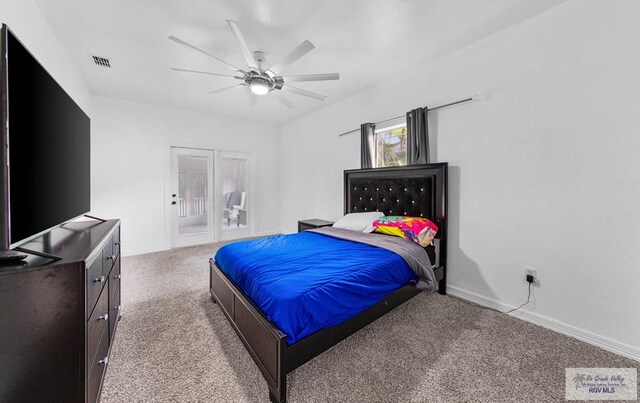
35,0 -> 564,126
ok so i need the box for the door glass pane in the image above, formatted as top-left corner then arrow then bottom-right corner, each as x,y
178,155 -> 209,235
222,158 -> 247,230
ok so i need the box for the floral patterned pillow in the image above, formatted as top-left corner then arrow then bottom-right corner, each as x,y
373,216 -> 438,247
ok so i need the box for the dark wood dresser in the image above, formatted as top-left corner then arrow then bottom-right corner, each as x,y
0,219 -> 121,403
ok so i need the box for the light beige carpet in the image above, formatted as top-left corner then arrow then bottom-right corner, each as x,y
100,243 -> 639,402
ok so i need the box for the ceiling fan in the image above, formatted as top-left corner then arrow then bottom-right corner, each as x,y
169,20 -> 340,108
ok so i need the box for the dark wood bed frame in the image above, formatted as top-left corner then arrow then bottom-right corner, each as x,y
209,163 -> 447,403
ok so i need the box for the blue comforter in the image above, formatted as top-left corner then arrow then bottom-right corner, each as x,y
214,231 -> 417,344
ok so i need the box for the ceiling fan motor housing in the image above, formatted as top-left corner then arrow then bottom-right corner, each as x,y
273,76 -> 284,90
244,71 -> 283,92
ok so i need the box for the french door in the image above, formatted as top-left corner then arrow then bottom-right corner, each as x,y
170,147 -> 215,248
170,147 -> 255,248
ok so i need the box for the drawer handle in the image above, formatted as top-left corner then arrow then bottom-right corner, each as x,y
94,276 -> 106,283
114,242 -> 120,246
106,255 -> 115,261
98,357 -> 109,366
114,274 -> 121,280
114,305 -> 121,311
98,313 -> 109,321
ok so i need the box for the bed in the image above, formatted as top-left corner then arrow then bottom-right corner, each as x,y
209,163 -> 447,403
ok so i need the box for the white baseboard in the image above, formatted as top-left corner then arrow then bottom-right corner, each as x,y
447,285 -> 640,363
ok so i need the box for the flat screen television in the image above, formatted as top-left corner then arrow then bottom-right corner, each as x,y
0,24 -> 90,250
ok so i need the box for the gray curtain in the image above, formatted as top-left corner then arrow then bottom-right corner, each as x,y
406,107 -> 430,164
360,123 -> 376,168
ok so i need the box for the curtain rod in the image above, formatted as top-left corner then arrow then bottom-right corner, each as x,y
337,95 -> 481,137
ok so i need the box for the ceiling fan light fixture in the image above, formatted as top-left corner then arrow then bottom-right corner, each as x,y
250,81 -> 270,95
169,19 -> 339,107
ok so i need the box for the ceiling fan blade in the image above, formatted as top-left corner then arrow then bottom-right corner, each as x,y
282,73 -> 339,82
274,92 -> 295,109
226,20 -> 258,70
267,40 -> 315,74
169,35 -> 244,73
283,85 -> 326,101
206,84 -> 243,95
170,67 -> 243,79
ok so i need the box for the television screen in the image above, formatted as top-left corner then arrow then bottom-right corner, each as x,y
5,27 -> 90,246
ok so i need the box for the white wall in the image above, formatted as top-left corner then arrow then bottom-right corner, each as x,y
91,96 -> 281,256
280,0 -> 640,360
0,0 -> 91,111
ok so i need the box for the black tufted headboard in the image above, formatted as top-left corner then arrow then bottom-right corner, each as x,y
344,163 -> 448,294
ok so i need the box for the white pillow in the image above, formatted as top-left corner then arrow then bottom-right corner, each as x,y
332,212 -> 384,233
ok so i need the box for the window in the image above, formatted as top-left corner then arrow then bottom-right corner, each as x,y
374,120 -> 407,167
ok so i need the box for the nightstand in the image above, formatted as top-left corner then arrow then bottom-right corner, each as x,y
298,219 -> 335,232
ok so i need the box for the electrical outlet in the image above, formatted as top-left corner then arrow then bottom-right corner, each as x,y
524,267 -> 538,280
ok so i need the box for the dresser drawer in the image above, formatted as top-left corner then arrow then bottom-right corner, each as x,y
109,282 -> 121,341
112,228 -> 121,259
86,256 -> 105,318
87,328 -> 109,403
102,241 -> 115,277
109,255 -> 121,299
87,286 -> 109,369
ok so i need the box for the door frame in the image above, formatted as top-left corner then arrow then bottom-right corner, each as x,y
216,150 -> 257,242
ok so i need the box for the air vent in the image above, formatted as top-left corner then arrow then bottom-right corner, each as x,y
91,55 -> 111,68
